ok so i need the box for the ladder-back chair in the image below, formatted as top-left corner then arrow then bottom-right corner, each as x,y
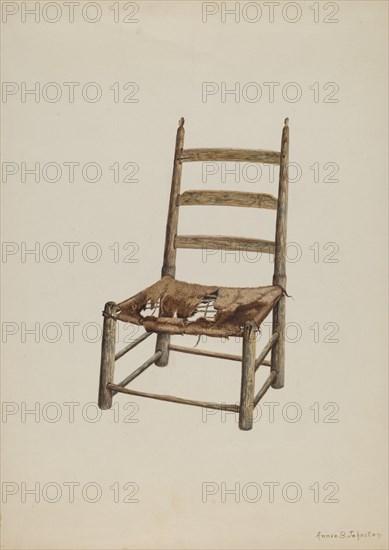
98,117 -> 290,430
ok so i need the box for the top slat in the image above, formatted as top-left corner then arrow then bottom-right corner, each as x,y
180,148 -> 281,164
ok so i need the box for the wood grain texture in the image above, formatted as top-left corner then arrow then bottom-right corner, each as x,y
175,235 -> 275,254
107,383 -> 239,412
181,148 -> 280,164
272,118 -> 289,389
156,118 -> 185,366
177,190 -> 277,210
98,302 -> 117,410
161,117 -> 185,278
239,322 -> 256,430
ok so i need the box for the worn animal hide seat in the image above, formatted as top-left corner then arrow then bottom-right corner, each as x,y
116,275 -> 284,338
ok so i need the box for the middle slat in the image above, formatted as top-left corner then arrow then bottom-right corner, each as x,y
175,235 -> 275,254
177,190 -> 277,210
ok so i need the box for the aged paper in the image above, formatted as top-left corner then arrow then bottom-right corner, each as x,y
1,1 -> 388,548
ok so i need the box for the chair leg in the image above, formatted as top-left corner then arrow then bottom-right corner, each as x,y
98,302 -> 117,410
271,297 -> 285,389
239,322 -> 256,431
155,333 -> 170,367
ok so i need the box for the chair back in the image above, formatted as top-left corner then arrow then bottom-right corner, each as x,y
161,117 -> 289,291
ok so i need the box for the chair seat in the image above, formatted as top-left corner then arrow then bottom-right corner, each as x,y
116,275 -> 284,338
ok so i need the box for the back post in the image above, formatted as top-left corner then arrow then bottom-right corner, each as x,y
271,118 -> 289,388
155,117 -> 185,366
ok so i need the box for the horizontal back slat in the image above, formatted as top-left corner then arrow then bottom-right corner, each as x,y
178,190 -> 277,210
175,235 -> 275,254
180,148 -> 280,164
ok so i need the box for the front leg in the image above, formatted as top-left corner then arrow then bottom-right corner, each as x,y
239,322 -> 256,430
98,302 -> 117,409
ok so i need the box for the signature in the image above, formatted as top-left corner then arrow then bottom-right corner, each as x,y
316,530 -> 383,541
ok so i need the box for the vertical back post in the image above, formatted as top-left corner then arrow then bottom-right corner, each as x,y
271,118 -> 289,388
155,117 -> 185,366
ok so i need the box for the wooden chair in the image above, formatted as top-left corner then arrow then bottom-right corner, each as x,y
98,117 -> 290,430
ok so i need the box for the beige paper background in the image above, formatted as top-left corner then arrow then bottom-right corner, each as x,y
1,1 -> 388,549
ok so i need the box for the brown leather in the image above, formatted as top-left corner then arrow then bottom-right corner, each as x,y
116,276 -> 283,338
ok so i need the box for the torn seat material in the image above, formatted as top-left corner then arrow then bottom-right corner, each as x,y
116,275 -> 284,338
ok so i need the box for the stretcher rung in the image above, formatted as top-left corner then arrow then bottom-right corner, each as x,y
107,383 -> 239,412
169,344 -> 271,366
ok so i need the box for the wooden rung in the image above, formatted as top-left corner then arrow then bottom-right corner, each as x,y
115,331 -> 152,361
254,371 -> 277,406
169,344 -> 241,362
112,351 -> 162,394
107,383 -> 239,412
180,148 -> 281,164
175,235 -> 275,254
255,332 -> 278,371
177,190 -> 277,210
170,344 -> 271,366
169,344 -> 271,366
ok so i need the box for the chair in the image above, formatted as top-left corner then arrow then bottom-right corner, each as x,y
98,117 -> 290,430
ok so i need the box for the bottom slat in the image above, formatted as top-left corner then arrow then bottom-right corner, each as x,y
107,383 -> 239,412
